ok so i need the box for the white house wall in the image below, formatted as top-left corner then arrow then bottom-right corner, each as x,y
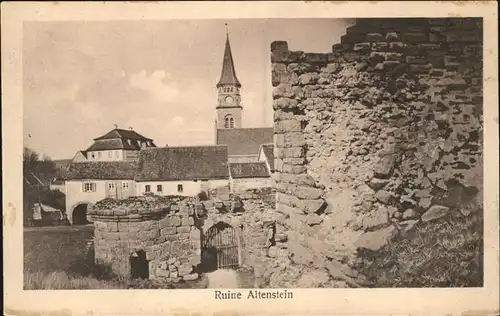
230,177 -> 273,194
65,179 -> 136,223
86,150 -> 124,161
135,179 -> 229,197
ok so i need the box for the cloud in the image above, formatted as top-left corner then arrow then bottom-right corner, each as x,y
129,70 -> 180,103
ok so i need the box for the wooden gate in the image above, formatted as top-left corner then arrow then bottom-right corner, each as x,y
201,222 -> 239,271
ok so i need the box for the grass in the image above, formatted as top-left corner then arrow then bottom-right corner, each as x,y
24,271 -> 126,290
23,225 -> 208,290
354,205 -> 483,288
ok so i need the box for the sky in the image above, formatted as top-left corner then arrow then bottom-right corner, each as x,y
23,19 -> 354,159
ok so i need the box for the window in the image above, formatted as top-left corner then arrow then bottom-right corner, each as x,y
145,185 -> 151,193
157,185 -> 163,192
122,182 -> 129,189
177,184 -> 183,193
108,151 -> 112,158
91,153 -> 95,160
98,152 -> 102,159
115,151 -> 119,159
83,182 -> 96,192
108,183 -> 115,189
224,115 -> 234,129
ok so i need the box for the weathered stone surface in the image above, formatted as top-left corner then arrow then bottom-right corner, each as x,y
296,269 -> 331,288
299,199 -> 327,214
375,190 -> 393,204
402,208 -> 418,220
374,154 -> 396,179
306,213 -> 323,226
271,19 -> 482,287
421,205 -> 450,222
355,225 -> 397,251
183,273 -> 199,281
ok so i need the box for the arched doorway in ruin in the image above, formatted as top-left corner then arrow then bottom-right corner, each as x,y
201,221 -> 239,272
130,250 -> 149,279
72,203 -> 91,225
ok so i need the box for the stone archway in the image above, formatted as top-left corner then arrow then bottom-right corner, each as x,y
201,221 -> 239,272
72,203 -> 91,225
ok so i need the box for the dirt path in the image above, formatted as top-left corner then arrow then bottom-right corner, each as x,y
206,269 -> 240,288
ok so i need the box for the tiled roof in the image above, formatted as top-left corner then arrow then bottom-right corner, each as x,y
217,128 -> 273,156
64,161 -> 138,180
217,35 -> 241,88
135,146 -> 229,181
86,138 -> 156,152
53,159 -> 72,170
229,162 -> 270,179
94,128 -> 153,141
260,143 -> 275,171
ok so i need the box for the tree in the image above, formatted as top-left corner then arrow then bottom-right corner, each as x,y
23,147 -> 39,169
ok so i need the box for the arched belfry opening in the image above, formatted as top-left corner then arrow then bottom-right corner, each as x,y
72,203 -> 90,225
201,221 -> 239,272
130,250 -> 149,279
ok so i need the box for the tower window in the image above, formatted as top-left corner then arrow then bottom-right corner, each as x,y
224,114 -> 234,129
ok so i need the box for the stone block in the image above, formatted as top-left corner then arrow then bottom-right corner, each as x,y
181,217 -> 194,226
275,119 -> 302,133
375,190 -> 393,205
273,83 -> 294,98
402,208 -> 419,220
294,185 -> 323,200
353,42 -> 371,52
374,154 -> 395,179
298,199 -> 327,214
355,225 -> 397,251
389,42 -> 405,52
160,227 -> 177,236
385,32 -> 399,41
403,32 -> 428,43
282,165 -> 307,174
306,213 -> 323,226
169,216 -> 181,227
177,226 -> 191,234
107,222 -> 118,232
421,205 -> 450,222
183,273 -> 199,281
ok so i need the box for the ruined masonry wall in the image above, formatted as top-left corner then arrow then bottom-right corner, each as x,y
90,187 -> 277,285
270,18 -> 483,287
91,197 -> 200,282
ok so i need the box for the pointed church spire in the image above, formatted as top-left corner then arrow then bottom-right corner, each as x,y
217,24 -> 241,88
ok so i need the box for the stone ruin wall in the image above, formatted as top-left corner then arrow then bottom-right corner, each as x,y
270,18 -> 483,287
90,196 -> 201,282
89,186 -> 277,284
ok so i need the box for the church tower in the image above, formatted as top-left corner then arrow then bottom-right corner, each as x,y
216,26 -> 242,129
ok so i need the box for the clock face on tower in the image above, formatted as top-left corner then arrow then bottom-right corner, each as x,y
225,96 -> 234,104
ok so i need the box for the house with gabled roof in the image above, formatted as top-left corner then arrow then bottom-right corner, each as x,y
134,145 -> 229,197
72,127 -> 156,163
228,161 -> 272,193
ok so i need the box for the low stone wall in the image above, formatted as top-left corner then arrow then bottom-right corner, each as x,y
89,188 -> 277,285
89,196 -> 201,282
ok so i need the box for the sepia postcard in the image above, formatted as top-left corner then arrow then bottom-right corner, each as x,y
2,1 -> 499,316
